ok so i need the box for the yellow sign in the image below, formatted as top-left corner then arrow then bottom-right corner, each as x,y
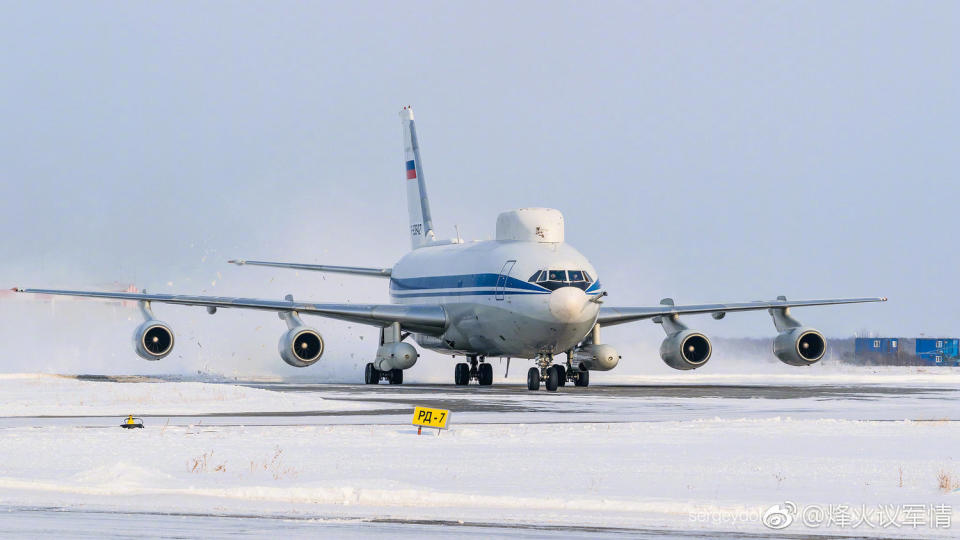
412,406 -> 450,429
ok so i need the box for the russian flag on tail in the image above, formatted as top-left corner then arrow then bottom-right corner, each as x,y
406,160 -> 417,180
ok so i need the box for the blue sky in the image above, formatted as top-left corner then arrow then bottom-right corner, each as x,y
1,2 -> 957,374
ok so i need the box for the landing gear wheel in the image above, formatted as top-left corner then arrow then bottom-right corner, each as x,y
478,363 -> 493,386
526,367 -> 540,391
389,368 -> 403,384
454,363 -> 470,386
364,363 -> 380,384
575,368 -> 590,387
555,364 -> 566,387
545,365 -> 560,392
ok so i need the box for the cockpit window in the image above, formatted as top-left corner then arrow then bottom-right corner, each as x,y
528,268 -> 594,291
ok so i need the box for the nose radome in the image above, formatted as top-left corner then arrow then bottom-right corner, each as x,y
548,287 -> 589,322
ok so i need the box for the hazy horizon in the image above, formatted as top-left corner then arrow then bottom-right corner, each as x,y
2,2 -> 957,376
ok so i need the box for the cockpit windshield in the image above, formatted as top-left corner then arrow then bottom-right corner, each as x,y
528,269 -> 593,291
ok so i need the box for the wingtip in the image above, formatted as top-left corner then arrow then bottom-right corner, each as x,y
881,297 -> 888,302
11,287 -> 22,293
228,259 -> 245,265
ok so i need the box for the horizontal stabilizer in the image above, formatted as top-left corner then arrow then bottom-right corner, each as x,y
228,260 -> 391,278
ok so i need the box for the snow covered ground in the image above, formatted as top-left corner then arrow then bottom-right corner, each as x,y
0,371 -> 957,538
0,374 -> 398,417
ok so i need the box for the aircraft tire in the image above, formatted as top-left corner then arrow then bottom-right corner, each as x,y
364,363 -> 379,384
478,363 -> 493,386
545,366 -> 560,392
389,368 -> 403,384
454,363 -> 469,386
526,367 -> 540,391
555,364 -> 566,387
575,368 -> 590,387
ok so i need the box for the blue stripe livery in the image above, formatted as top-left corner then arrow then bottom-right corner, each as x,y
391,290 -> 549,299
391,273 -> 547,293
389,273 -> 602,299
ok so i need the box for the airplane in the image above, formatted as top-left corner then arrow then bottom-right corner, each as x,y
12,107 -> 886,391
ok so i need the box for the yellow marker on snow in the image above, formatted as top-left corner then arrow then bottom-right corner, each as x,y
121,415 -> 144,429
412,406 -> 450,433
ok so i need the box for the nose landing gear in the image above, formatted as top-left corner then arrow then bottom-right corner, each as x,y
526,354 -> 590,391
527,355 -> 560,391
454,356 -> 493,386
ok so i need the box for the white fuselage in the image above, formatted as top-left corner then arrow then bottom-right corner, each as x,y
390,240 -> 603,358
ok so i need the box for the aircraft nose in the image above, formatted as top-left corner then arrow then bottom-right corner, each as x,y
548,286 -> 589,322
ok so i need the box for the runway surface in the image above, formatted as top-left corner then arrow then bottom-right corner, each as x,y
0,506 -> 887,539
2,379 -> 955,427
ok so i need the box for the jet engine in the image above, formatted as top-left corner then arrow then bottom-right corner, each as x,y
573,344 -> 620,371
654,300 -> 712,370
773,327 -> 826,366
277,298 -> 324,368
133,320 -> 175,360
660,329 -> 712,370
278,326 -> 324,367
768,298 -> 826,366
132,298 -> 174,360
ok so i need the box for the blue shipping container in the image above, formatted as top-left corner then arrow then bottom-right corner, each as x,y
916,338 -> 960,365
855,338 -> 903,354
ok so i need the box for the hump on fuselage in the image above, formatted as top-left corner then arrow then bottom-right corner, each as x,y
495,208 -> 564,243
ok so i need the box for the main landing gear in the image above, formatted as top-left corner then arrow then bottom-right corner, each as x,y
365,363 -> 403,385
526,354 -> 589,391
454,356 -> 493,386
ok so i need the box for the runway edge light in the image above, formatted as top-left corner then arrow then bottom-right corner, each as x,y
412,406 -> 450,436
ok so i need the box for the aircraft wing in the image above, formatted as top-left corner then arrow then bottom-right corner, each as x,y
228,259 -> 391,277
597,297 -> 887,327
12,288 -> 444,334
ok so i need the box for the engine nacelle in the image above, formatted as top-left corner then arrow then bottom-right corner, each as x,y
660,329 -> 712,370
133,320 -> 175,360
278,327 -> 324,367
374,342 -> 418,371
773,327 -> 826,366
573,344 -> 620,371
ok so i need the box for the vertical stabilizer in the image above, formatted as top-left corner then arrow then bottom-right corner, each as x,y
400,107 -> 437,249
